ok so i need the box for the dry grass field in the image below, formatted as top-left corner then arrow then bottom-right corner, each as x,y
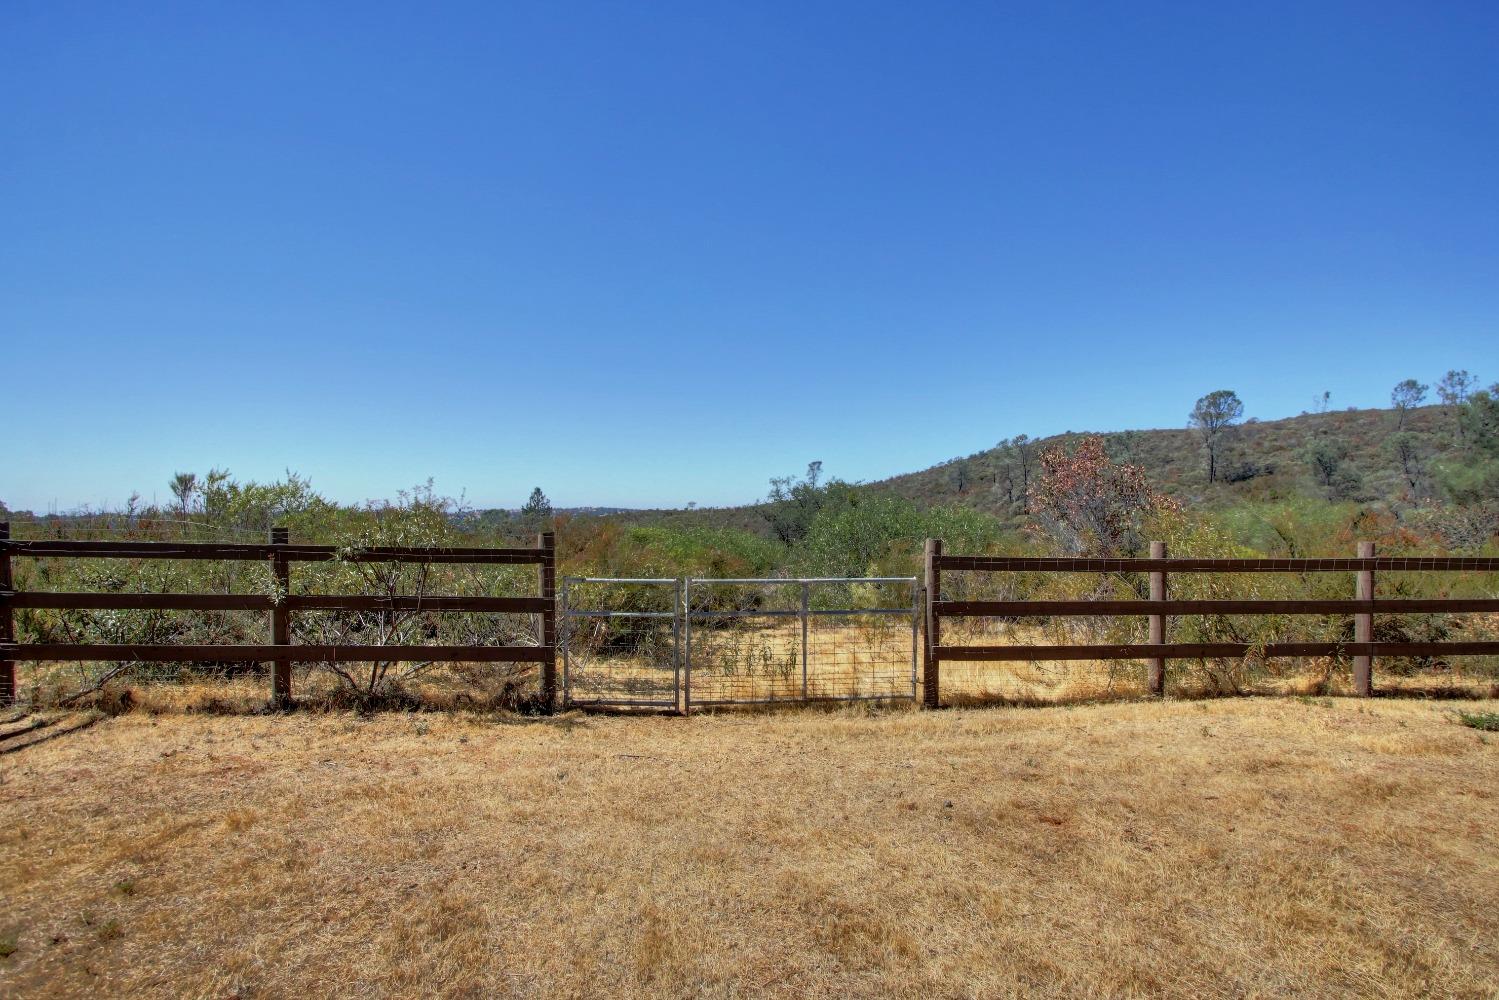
3,696 -> 1498,998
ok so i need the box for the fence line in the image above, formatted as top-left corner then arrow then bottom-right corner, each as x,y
0,522 -> 557,708
7,519 -> 1499,713
923,538 -> 1499,707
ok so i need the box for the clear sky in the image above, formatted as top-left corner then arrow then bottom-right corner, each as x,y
4,2 -> 1496,513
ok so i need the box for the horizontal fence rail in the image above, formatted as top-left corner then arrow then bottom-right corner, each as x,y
10,644 -> 554,663
935,598 -> 1499,616
1,539 -> 548,564
0,523 -> 558,709
932,556 -> 1499,573
923,538 -> 1499,707
3,593 -> 553,613
935,642 -> 1499,661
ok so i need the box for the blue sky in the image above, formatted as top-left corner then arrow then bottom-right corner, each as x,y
4,2 -> 1496,513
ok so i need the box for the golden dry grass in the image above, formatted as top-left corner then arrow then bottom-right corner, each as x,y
20,620 -> 1497,716
3,697 -> 1499,998
565,619 -> 1497,708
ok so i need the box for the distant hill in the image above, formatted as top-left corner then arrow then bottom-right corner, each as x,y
603,403 -> 1465,537
872,404 -> 1456,515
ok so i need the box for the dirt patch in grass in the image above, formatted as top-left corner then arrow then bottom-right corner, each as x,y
2,698 -> 1497,998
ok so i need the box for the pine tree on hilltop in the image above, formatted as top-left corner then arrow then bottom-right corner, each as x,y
521,487 -> 553,530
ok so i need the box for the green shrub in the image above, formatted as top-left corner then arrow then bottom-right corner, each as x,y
1456,711 -> 1499,733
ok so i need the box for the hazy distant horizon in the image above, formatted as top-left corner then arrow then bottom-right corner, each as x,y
3,392 -> 1471,515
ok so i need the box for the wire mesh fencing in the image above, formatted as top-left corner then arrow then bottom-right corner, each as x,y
558,577 -> 920,711
561,578 -> 681,709
684,578 -> 918,709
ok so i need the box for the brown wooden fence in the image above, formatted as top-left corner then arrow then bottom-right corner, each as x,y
7,521 -> 1498,713
922,538 -> 1499,708
0,522 -> 557,708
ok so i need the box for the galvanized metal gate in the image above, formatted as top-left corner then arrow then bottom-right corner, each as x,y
561,576 -> 918,712
684,577 -> 919,709
560,577 -> 681,710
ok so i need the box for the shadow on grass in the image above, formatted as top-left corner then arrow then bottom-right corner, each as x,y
1370,684 -> 1499,701
940,681 -> 1499,710
36,679 -> 566,723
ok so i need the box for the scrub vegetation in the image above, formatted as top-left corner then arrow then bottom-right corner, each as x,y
5,375 -> 1498,708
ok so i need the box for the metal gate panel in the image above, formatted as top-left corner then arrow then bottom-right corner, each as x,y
684,577 -> 918,711
806,578 -> 920,702
561,578 -> 681,710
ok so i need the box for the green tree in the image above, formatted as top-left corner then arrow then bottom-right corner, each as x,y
520,487 -> 553,530
1457,384 -> 1499,454
1189,390 -> 1244,484
1303,439 -> 1360,500
798,493 -> 922,577
1438,385 -> 1499,504
1438,369 -> 1478,442
1385,432 -> 1429,499
1390,379 -> 1428,430
197,468 -> 326,536
993,435 -> 1036,510
763,461 -> 848,545
169,472 -> 197,515
949,458 -> 972,494
1104,430 -> 1143,465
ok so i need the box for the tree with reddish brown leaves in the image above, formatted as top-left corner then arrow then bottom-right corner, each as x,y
1027,435 -> 1177,556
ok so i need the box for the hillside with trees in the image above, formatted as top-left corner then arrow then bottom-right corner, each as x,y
874,372 -> 1497,519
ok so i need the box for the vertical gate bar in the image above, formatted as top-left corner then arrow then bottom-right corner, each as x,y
560,577 -> 571,708
801,581 -> 810,701
538,531 -> 556,712
922,539 -> 942,709
1354,540 -> 1375,696
269,526 -> 291,705
683,578 -> 692,716
1148,540 -> 1167,696
0,522 -> 14,707
674,578 -> 683,714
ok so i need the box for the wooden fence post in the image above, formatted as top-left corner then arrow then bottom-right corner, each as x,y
923,538 -> 942,709
538,531 -> 557,712
270,527 -> 292,705
1,522 -> 14,706
1148,540 -> 1167,696
1353,540 -> 1374,696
